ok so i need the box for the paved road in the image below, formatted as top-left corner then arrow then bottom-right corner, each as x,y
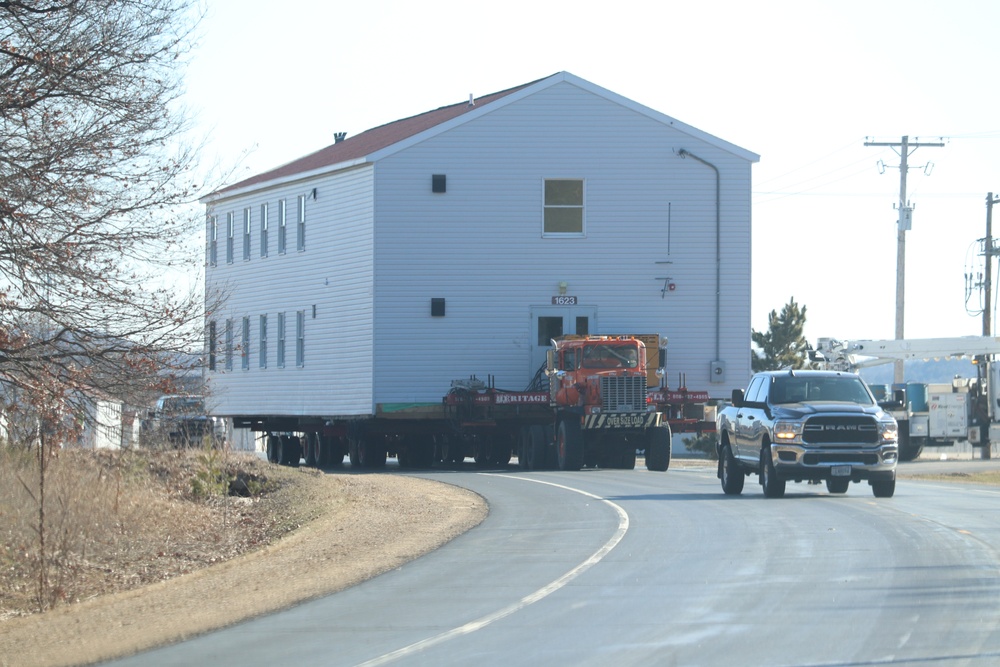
113,461 -> 1000,667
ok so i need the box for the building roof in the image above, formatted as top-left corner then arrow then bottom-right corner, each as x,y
207,72 -> 758,202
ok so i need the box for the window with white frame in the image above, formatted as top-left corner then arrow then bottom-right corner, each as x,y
226,212 -> 234,263
225,319 -> 233,371
260,203 -> 269,257
243,207 -> 251,260
259,314 -> 267,368
209,216 -> 218,266
277,311 -> 285,368
241,316 -> 250,370
278,199 -> 287,254
543,179 -> 585,236
295,310 -> 305,367
297,195 -> 306,251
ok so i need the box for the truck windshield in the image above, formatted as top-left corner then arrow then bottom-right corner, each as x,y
769,377 -> 873,405
581,344 -> 639,369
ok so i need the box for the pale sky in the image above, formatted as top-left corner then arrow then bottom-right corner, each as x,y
184,0 -> 1000,346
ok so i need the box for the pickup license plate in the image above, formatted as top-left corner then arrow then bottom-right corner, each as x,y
831,465 -> 852,477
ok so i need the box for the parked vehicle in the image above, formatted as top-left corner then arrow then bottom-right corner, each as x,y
716,370 -> 898,498
141,395 -> 223,447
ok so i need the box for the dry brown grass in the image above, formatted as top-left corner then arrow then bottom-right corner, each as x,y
0,445 -> 303,620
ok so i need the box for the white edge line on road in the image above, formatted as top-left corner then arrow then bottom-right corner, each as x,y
356,474 -> 630,667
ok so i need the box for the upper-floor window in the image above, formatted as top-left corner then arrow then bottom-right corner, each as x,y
260,203 -> 269,257
208,216 -> 218,267
295,310 -> 305,367
259,314 -> 268,369
226,212 -> 234,263
243,207 -> 251,261
297,195 -> 306,252
207,320 -> 217,371
278,199 -> 287,254
241,316 -> 250,370
224,319 -> 233,371
543,179 -> 585,236
276,311 -> 286,368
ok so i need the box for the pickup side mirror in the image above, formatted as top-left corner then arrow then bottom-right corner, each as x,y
731,388 -> 745,408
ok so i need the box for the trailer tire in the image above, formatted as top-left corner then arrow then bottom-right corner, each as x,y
266,435 -> 280,463
358,438 -> 386,469
304,433 -> 319,467
527,425 -> 548,471
645,425 -> 672,472
348,437 -> 361,466
620,446 -> 637,470
518,427 -> 530,470
557,418 -> 583,471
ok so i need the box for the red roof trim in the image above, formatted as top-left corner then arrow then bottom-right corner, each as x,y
215,77 -> 549,195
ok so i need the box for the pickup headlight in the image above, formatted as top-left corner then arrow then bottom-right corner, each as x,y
774,421 -> 803,442
879,419 -> 898,444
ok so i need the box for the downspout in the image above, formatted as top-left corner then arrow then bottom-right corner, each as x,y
677,149 -> 721,365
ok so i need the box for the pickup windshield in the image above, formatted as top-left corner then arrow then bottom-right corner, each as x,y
769,376 -> 873,405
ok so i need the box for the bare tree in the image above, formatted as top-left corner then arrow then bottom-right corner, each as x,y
0,0 -> 212,414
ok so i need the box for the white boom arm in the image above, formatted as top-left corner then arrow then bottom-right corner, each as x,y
816,337 -> 1000,372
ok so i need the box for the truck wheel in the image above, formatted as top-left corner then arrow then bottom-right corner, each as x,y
528,425 -> 547,470
760,446 -> 785,498
871,477 -> 896,498
826,478 -> 850,494
348,437 -> 361,466
359,439 -> 386,469
304,433 -> 319,467
720,444 -> 745,495
645,425 -> 672,472
266,435 -> 280,463
620,446 -> 637,470
518,427 -> 530,470
557,418 -> 583,471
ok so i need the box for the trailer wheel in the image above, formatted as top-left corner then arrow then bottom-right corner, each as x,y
304,433 -> 319,467
557,418 -> 583,471
266,435 -> 281,463
517,427 -> 530,470
620,445 -> 637,470
348,437 -> 361,466
645,425 -> 672,472
527,425 -> 547,470
358,438 -> 386,469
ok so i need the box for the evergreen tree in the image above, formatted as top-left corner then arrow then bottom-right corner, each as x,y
752,297 -> 811,371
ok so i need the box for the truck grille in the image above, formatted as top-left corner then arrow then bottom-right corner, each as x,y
601,376 -> 647,413
802,416 -> 879,445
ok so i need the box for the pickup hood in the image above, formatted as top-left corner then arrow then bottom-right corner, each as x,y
772,402 -> 888,420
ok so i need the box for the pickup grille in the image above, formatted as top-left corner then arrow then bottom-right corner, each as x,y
601,376 -> 647,413
802,416 -> 879,445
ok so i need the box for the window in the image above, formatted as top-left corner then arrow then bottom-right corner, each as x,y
207,320 -> 217,371
543,179 -> 584,235
225,319 -> 233,371
295,310 -> 305,367
243,207 -> 251,260
226,212 -> 234,263
297,195 -> 306,251
241,316 -> 250,370
260,203 -> 269,257
277,312 -> 286,368
209,217 -> 218,266
278,199 -> 287,254
259,314 -> 267,369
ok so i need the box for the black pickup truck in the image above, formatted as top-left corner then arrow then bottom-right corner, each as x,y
716,370 -> 899,498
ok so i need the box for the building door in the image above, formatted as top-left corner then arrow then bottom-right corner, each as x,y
529,306 -> 598,377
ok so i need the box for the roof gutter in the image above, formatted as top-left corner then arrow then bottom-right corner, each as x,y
677,148 -> 721,366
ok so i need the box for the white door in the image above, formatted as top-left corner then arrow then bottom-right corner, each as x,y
529,306 -> 598,377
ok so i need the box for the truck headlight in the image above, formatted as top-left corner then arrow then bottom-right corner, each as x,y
880,420 -> 898,444
774,421 -> 803,442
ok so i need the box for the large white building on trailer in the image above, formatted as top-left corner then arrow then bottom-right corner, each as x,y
202,72 -> 758,458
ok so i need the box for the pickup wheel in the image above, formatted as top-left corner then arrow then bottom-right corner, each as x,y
557,418 -> 583,471
644,425 -> 672,472
760,446 -> 786,498
871,477 -> 896,498
826,478 -> 850,494
720,444 -> 745,495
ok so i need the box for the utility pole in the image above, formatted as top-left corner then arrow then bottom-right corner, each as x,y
865,136 -> 945,384
986,193 -> 1000,337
